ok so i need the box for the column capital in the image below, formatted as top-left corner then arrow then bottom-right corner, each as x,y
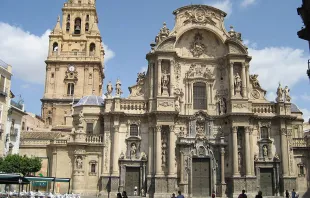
245,126 -> 251,133
232,126 -> 238,133
157,59 -> 162,65
221,147 -> 225,155
241,62 -> 246,67
230,62 -> 234,67
113,125 -> 120,132
281,128 -> 287,136
169,125 -> 175,132
156,125 -> 162,132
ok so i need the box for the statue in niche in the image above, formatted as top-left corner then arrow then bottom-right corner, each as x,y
115,79 -> 123,96
130,143 -> 137,159
276,83 -> 284,102
175,95 -> 181,112
284,86 -> 291,102
106,81 -> 113,98
161,69 -> 170,96
196,122 -> 206,140
234,73 -> 242,94
263,145 -> 268,157
78,110 -> 83,125
190,33 -> 206,57
238,152 -> 242,171
76,156 -> 83,169
162,139 -> 167,166
218,97 -> 227,115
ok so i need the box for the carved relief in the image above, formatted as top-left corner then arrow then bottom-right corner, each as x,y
75,156 -> 83,169
186,63 -> 214,79
251,89 -> 260,99
128,72 -> 145,98
233,104 -> 247,108
174,62 -> 181,88
157,40 -> 174,50
183,7 -> 216,26
158,101 -> 173,107
161,127 -> 168,167
190,32 -> 206,57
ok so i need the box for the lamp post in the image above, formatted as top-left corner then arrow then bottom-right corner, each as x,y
18,178 -> 22,197
307,60 -> 310,80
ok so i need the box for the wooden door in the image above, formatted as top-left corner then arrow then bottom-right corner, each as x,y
125,167 -> 140,196
192,158 -> 211,197
260,168 -> 274,196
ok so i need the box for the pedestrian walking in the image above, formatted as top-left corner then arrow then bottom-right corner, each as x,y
122,191 -> 128,198
238,190 -> 247,198
292,189 -> 296,198
176,191 -> 185,198
117,193 -> 122,198
171,193 -> 176,198
285,190 -> 290,198
255,191 -> 262,198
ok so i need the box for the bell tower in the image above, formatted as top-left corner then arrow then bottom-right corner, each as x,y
41,0 -> 105,127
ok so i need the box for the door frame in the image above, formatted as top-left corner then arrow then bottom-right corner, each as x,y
255,161 -> 280,196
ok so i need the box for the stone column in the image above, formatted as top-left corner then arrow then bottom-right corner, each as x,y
168,125 -> 176,176
232,126 -> 240,176
155,125 -> 163,175
241,62 -> 247,98
170,60 -> 174,97
249,127 -> 254,176
148,126 -> 154,176
149,62 -> 154,99
230,62 -> 234,98
221,147 -> 225,183
245,126 -> 251,176
112,125 -> 120,176
281,128 -> 289,176
246,63 -> 250,98
157,59 -> 162,96
180,151 -> 184,184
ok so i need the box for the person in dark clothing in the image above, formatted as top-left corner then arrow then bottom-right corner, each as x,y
238,190 -> 247,198
286,190 -> 290,198
176,191 -> 184,198
122,191 -> 128,198
292,189 -> 296,198
117,193 -> 122,198
171,193 -> 176,198
255,191 -> 263,198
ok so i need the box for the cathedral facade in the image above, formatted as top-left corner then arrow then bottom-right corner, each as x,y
19,1 -> 309,198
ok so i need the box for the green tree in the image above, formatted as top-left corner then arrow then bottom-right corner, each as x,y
0,155 -> 42,176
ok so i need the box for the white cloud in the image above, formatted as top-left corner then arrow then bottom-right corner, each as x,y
249,46 -> 308,92
102,42 -> 115,63
208,0 -> 233,16
301,93 -> 310,101
265,91 -> 276,102
241,0 -> 257,7
0,22 -> 115,84
20,84 -> 30,89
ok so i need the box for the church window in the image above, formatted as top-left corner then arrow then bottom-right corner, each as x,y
91,163 -> 96,173
86,15 -> 89,21
47,117 -> 52,126
67,14 -> 70,22
300,165 -> 304,175
193,82 -> 207,110
86,123 -> 94,134
66,22 -> 70,32
130,124 -> 138,136
51,73 -> 54,78
52,42 -> 58,52
89,43 -> 95,56
74,18 -> 81,34
261,127 -> 268,139
85,23 -> 89,32
67,83 -> 75,96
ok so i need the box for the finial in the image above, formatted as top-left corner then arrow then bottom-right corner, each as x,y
230,26 -> 234,32
163,22 -> 167,26
57,15 -> 60,22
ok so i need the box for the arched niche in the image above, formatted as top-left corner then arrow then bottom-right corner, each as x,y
174,28 -> 227,58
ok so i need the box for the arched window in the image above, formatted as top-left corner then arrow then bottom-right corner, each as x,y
86,15 -> 89,21
89,43 -> 96,56
85,23 -> 89,32
52,42 -> 58,52
67,83 -> 75,96
261,127 -> 268,139
74,18 -> 81,34
47,117 -> 52,126
130,124 -> 138,136
193,82 -> 207,110
66,22 -> 70,32
67,14 -> 70,22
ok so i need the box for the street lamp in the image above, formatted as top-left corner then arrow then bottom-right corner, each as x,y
307,59 -> 310,80
18,178 -> 22,197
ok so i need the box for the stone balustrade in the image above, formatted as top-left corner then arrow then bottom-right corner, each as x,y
50,139 -> 68,144
291,138 -> 307,148
20,140 -> 50,146
252,103 -> 276,115
120,100 -> 147,113
85,135 -> 104,143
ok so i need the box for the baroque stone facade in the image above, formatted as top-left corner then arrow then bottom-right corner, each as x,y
19,2 -> 309,198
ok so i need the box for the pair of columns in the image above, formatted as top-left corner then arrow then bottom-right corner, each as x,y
148,125 -> 177,176
232,126 -> 252,177
229,62 -> 249,98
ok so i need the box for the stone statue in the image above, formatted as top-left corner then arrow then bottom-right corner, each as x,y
190,33 -> 206,57
276,83 -> 284,102
130,143 -> 137,159
162,140 -> 167,166
115,79 -> 123,97
284,86 -> 291,102
76,156 -> 83,169
140,152 -> 147,160
78,110 -> 83,125
263,145 -> 268,157
250,74 -> 261,88
141,189 -> 145,197
175,96 -> 181,112
218,97 -> 226,115
106,81 -> 113,98
254,153 -> 258,161
234,73 -> 242,94
274,153 -> 280,161
238,152 -> 242,171
161,73 -> 169,88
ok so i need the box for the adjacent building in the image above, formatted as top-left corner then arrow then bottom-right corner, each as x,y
19,1 -> 309,198
0,60 -> 12,157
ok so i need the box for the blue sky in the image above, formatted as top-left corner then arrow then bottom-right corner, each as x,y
0,0 -> 309,120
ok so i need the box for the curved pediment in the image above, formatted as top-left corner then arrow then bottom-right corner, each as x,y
226,39 -> 248,55
175,29 -> 227,59
157,38 -> 176,51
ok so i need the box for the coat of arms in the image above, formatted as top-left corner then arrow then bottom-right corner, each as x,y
190,33 -> 206,57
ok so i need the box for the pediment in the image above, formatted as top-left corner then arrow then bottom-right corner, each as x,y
226,40 -> 248,55
157,38 -> 175,51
